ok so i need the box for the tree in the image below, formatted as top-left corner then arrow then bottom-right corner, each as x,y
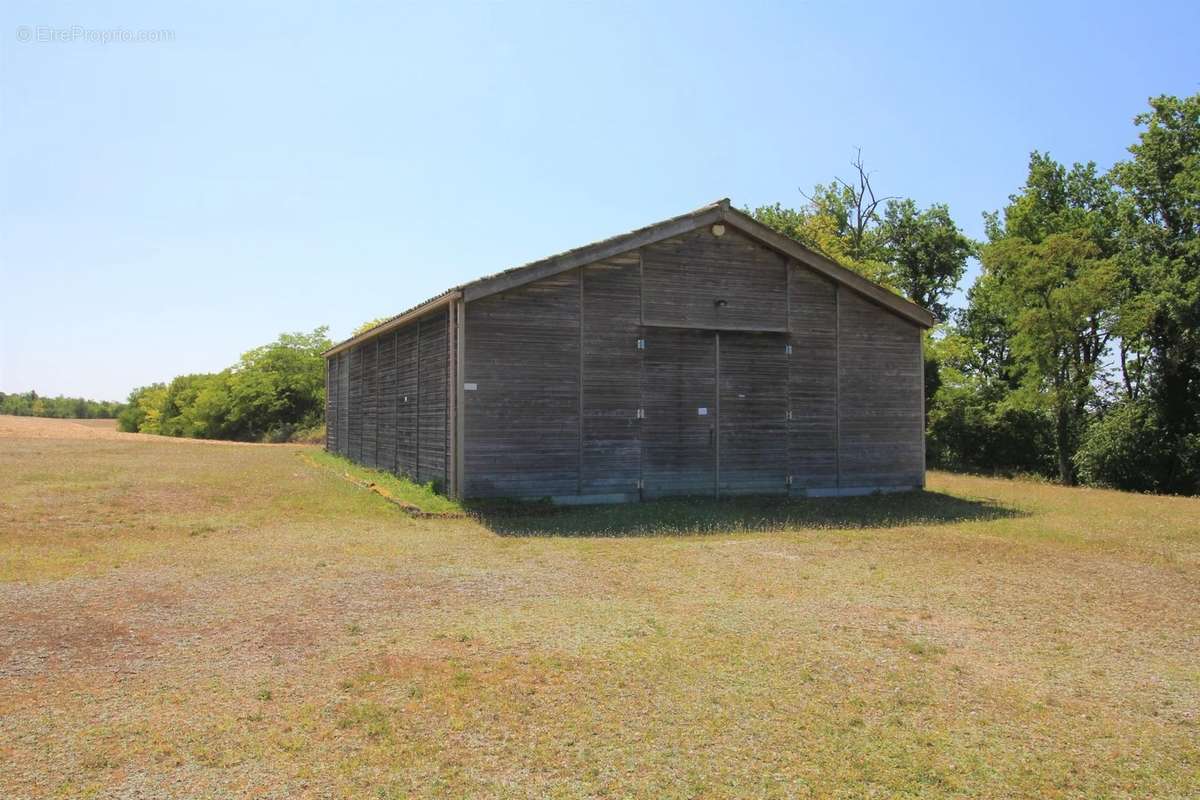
750,153 -> 972,318
1109,93 -> 1200,493
225,327 -> 331,441
878,199 -> 975,322
118,327 -> 331,442
353,317 -> 391,336
976,153 -> 1119,484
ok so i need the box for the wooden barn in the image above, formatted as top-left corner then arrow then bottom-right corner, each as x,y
323,199 -> 934,503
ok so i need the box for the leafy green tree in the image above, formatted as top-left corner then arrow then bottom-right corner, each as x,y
976,153 -> 1119,484
117,387 -> 152,432
117,326 -> 330,442
1,390 -> 125,419
353,317 -> 391,336
925,328 -> 1056,476
1109,93 -> 1200,493
224,327 -> 331,441
750,153 -> 972,317
878,199 -> 975,322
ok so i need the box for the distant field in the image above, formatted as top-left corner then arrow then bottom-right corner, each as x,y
1,417 -> 1197,798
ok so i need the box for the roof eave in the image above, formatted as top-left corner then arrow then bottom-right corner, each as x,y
462,202 -> 727,303
322,290 -> 461,358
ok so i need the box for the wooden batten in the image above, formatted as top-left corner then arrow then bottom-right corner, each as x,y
454,299 -> 466,499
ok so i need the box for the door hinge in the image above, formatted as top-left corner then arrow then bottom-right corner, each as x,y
636,338 -> 646,350
785,344 -> 793,355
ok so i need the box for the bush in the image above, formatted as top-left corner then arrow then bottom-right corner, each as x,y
120,328 -> 331,442
1075,402 -> 1200,494
926,381 -> 1057,477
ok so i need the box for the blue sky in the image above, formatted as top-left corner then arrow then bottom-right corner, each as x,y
3,1 -> 1197,401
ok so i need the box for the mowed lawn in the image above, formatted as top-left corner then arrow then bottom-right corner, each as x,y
1,418 -> 1198,799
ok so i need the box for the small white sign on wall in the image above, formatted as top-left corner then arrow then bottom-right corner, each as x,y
697,407 -> 708,416
464,383 -> 478,391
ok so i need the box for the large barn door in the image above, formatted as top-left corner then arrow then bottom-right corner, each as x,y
641,328 -> 717,498
718,332 -> 789,494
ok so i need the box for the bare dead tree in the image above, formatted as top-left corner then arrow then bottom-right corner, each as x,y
802,148 -> 895,261
839,149 -> 895,259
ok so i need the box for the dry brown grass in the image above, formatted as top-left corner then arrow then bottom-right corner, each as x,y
0,417 -> 1197,798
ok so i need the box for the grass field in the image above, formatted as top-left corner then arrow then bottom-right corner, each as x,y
1,416 -> 1197,798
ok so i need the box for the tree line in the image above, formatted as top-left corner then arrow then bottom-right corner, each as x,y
118,328 -> 330,442
0,390 -> 125,419
753,92 -> 1198,495
87,91 -> 1200,495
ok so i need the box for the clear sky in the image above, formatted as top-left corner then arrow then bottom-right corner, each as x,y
2,1 -> 1197,401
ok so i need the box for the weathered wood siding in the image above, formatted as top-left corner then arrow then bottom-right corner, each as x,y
837,290 -> 925,489
395,324 -> 419,477
362,339 -> 379,468
464,272 -> 581,498
641,327 -> 717,498
377,332 -> 397,473
417,310 -> 449,488
348,344 -> 363,461
788,266 -> 839,491
718,331 -> 788,494
330,219 -> 926,501
325,351 -> 338,452
337,351 -> 349,455
642,226 -> 787,331
323,310 -> 451,488
581,255 -> 642,495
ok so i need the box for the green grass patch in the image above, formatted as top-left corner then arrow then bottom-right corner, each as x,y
303,450 -> 463,516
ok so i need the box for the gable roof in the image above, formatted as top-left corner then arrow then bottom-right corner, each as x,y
323,198 -> 935,357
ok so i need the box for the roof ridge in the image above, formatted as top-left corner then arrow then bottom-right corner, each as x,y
324,198 -> 935,356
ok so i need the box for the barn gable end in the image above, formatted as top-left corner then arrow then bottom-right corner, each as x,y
325,200 -> 933,502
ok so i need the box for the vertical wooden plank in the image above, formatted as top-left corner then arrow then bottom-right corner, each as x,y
371,339 -> 380,468
348,344 -> 363,462
788,264 -> 838,492
581,254 -> 642,496
338,351 -> 349,456
638,250 -> 645,325
835,285 -> 841,490
417,309 -> 448,488
376,331 -> 397,473
455,299 -> 466,499
392,331 -> 400,473
445,302 -> 455,497
714,331 -> 721,498
395,322 -> 419,477
414,318 -> 421,479
918,324 -> 927,488
362,339 -> 378,469
577,268 -> 584,495
324,357 -> 334,452
785,257 -> 792,330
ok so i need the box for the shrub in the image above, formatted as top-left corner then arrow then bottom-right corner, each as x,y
1075,401 -> 1200,494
